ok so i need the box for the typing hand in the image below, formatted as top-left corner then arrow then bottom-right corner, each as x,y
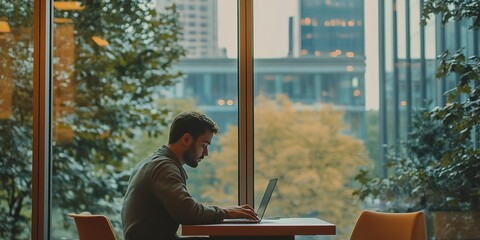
224,204 -> 259,220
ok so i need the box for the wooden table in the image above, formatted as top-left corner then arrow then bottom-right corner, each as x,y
182,217 -> 336,240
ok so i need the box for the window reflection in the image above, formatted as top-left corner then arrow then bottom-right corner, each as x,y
0,2 -> 34,239
51,1 -> 189,238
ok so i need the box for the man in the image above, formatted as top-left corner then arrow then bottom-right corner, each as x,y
122,111 -> 258,240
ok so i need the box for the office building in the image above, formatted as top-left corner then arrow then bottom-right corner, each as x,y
378,0 -> 480,171
164,0 -> 367,139
156,0 -> 224,58
299,0 -> 364,57
168,56 -> 366,139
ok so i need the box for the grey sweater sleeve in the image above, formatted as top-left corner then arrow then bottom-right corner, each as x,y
152,161 -> 226,224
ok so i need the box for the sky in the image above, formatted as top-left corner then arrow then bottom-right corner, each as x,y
216,0 -> 379,110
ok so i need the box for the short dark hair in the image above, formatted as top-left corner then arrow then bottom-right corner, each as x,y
168,111 -> 220,144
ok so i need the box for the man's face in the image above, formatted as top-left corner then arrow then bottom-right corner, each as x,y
184,131 -> 213,168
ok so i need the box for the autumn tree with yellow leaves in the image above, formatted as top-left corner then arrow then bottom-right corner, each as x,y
205,95 -> 370,238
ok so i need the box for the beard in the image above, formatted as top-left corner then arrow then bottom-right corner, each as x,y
184,143 -> 201,168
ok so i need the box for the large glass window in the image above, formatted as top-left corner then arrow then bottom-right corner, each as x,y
0,2 -> 34,240
50,0 -> 238,238
253,0 -> 369,239
366,1 -> 480,240
158,0 -> 240,208
2,0 -> 479,239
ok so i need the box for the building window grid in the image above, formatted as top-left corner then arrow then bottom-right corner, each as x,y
381,0 -> 479,161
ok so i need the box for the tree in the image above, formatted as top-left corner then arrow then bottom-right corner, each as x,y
353,110 -> 463,211
354,1 -> 480,238
0,1 -> 185,239
204,95 -> 370,239
420,0 -> 480,210
1,1 -> 35,239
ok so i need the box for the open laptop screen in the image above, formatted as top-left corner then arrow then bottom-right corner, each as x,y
221,178 -> 278,223
255,178 -> 278,220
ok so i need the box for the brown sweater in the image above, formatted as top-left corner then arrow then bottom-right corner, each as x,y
121,145 -> 226,240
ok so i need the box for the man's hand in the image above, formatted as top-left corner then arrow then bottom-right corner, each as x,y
223,204 -> 259,220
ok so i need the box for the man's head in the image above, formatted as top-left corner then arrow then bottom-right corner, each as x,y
168,112 -> 220,168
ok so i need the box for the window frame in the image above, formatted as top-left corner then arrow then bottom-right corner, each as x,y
32,1 -> 53,239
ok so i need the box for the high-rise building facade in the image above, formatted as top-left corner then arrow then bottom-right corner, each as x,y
300,0 -> 364,57
160,0 -> 367,140
297,0 -> 367,139
379,0 -> 480,172
156,0 -> 224,58
171,57 -> 365,137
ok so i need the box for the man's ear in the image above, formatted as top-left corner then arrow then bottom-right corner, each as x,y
181,133 -> 192,146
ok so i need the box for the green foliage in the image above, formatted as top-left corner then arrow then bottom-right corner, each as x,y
52,1 -> 185,237
355,0 -> 480,213
0,123 -> 32,239
0,1 -> 35,239
421,0 -> 480,29
0,1 -> 185,239
353,111 -> 479,211
422,0 -> 480,211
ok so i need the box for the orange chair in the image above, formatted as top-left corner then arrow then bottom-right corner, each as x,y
68,212 -> 116,240
350,210 -> 427,240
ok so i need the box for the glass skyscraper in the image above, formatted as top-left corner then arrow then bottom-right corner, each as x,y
300,0 -> 364,57
379,0 -> 480,165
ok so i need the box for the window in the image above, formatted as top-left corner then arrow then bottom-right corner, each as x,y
2,0 -> 479,239
0,1 -> 34,239
49,0 -> 238,238
253,1 -> 367,238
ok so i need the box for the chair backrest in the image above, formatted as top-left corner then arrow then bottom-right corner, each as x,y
68,212 -> 116,240
350,210 -> 427,240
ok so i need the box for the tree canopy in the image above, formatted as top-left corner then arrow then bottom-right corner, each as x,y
0,1 -> 184,239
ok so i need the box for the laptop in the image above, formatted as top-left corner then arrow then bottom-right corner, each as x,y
222,178 -> 278,223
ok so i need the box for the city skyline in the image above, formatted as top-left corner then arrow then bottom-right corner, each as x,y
217,0 -> 379,110
168,0 -> 368,139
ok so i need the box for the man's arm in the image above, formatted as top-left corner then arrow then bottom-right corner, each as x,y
152,162 -> 256,224
153,163 -> 224,224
